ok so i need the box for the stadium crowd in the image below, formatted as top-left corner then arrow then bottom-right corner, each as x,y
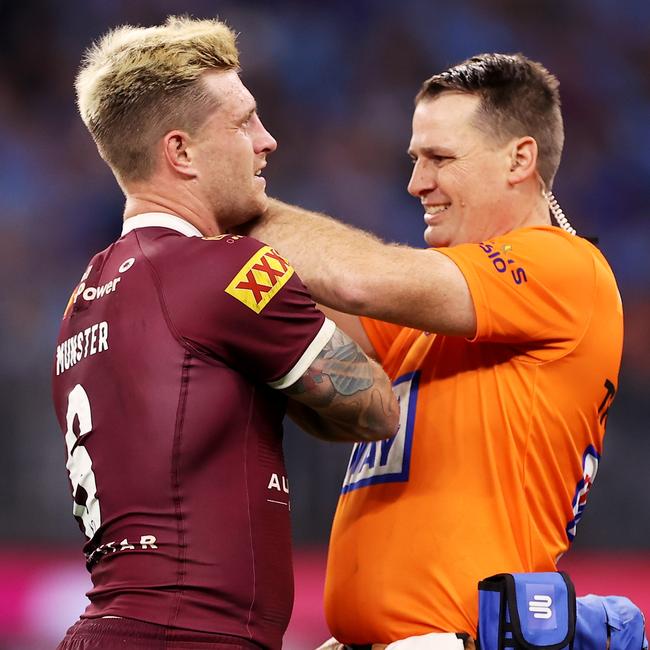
1,0 -> 649,552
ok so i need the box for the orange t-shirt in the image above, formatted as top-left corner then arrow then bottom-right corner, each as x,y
323,226 -> 623,643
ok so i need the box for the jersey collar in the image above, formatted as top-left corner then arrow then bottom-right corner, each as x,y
121,212 -> 203,238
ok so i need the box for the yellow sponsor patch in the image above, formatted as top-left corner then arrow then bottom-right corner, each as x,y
225,246 -> 294,313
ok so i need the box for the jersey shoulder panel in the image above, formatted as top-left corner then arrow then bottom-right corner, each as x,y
139,232 -> 327,384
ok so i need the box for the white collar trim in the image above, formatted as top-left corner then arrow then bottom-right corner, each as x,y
121,213 -> 203,238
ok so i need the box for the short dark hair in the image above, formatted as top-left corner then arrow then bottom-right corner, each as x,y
416,53 -> 564,188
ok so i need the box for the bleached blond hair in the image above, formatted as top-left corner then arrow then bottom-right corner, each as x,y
75,15 -> 239,182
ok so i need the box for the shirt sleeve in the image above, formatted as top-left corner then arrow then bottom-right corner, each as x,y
156,235 -> 334,387
438,228 -> 598,359
360,317 -> 404,363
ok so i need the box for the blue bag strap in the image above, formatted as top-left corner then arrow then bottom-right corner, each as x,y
477,578 -> 506,650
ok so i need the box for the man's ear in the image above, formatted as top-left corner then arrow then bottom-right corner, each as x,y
163,130 -> 197,178
507,136 -> 538,185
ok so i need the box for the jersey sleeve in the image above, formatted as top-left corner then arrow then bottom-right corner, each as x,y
438,228 -> 598,359
153,234 -> 334,387
360,317 -> 404,363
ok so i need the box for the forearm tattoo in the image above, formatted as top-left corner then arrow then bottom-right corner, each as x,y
286,329 -> 374,406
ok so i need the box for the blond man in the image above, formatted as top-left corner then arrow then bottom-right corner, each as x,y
53,16 -> 398,650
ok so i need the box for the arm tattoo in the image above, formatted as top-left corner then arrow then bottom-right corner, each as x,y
320,331 -> 373,395
285,329 -> 374,405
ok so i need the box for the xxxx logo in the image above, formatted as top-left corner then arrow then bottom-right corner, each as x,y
225,246 -> 294,313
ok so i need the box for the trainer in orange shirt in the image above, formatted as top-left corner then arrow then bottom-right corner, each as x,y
243,53 -> 623,646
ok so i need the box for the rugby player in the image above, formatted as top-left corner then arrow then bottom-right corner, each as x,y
52,16 -> 398,650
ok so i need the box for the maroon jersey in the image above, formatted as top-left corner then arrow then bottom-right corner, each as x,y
52,213 -> 335,649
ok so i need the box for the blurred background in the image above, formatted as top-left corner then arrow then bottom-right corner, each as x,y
1,0 -> 648,647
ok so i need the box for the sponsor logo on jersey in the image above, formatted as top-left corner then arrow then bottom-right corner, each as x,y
268,473 -> 289,493
267,473 -> 290,508
225,246 -> 294,313
87,534 -> 159,565
478,241 -> 528,285
341,372 -> 419,493
566,445 -> 600,541
63,257 -> 135,318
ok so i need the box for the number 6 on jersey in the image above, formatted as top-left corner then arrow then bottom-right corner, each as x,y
65,384 -> 101,538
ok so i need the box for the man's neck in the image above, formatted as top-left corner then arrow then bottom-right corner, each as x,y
123,191 -> 222,237
512,182 -> 553,231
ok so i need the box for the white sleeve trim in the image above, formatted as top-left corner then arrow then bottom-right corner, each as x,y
268,317 -> 337,390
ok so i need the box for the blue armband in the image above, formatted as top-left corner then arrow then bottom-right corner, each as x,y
477,572 -> 648,650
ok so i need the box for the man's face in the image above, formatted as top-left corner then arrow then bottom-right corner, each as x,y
192,70 -> 277,229
407,92 -> 517,248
